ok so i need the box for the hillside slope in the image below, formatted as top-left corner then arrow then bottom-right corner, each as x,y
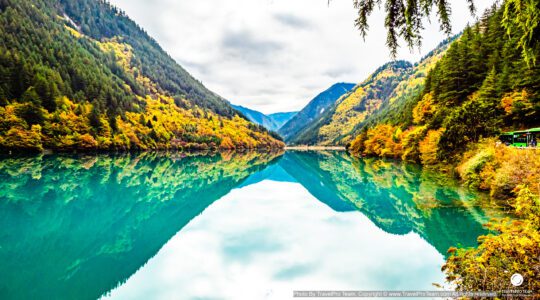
290,38 -> 454,146
278,83 -> 355,142
290,62 -> 412,145
0,0 -> 283,151
354,37 -> 454,132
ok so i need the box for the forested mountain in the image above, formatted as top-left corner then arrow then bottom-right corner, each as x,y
289,62 -> 414,145
349,5 -> 540,162
278,83 -> 355,142
0,0 -> 283,151
354,37 -> 455,130
231,104 -> 296,132
287,37 -> 453,146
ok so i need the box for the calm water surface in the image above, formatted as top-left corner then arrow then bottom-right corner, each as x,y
0,151 -> 502,299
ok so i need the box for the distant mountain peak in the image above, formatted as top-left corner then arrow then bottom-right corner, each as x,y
231,105 -> 297,132
278,83 -> 356,142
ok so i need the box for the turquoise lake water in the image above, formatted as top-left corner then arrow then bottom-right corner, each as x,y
0,151 -> 501,299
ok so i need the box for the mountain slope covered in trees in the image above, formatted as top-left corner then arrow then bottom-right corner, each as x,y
278,83 -> 355,142
0,0 -> 283,151
288,37 -> 452,146
289,62 -> 414,145
354,37 -> 455,131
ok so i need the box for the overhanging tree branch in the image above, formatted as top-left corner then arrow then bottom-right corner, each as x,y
352,0 -> 539,65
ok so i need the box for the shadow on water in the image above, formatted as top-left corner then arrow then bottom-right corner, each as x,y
0,150 -> 500,299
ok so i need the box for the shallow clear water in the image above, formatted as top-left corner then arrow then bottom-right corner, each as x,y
0,151 -> 500,299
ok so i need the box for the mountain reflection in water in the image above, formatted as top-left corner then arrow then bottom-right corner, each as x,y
0,151 -> 499,299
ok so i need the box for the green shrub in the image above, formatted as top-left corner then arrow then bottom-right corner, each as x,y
457,146 -> 495,189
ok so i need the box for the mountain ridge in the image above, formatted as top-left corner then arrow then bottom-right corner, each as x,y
289,62 -> 413,145
231,104 -> 296,132
278,82 -> 355,142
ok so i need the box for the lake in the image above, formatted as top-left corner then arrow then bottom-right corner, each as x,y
0,151 -> 502,299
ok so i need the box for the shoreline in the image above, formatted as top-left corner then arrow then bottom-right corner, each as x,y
0,146 -> 353,157
285,145 -> 346,151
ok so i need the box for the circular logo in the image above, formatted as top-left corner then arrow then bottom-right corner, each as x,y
511,273 -> 524,287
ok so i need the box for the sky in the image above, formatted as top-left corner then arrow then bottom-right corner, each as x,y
108,0 -> 495,114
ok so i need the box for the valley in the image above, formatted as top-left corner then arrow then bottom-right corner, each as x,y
1,0 -> 539,297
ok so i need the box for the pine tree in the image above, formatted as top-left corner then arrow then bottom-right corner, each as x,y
21,87 -> 41,105
438,68 -> 503,155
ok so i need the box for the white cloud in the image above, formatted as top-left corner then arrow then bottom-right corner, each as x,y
109,0 -> 495,114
